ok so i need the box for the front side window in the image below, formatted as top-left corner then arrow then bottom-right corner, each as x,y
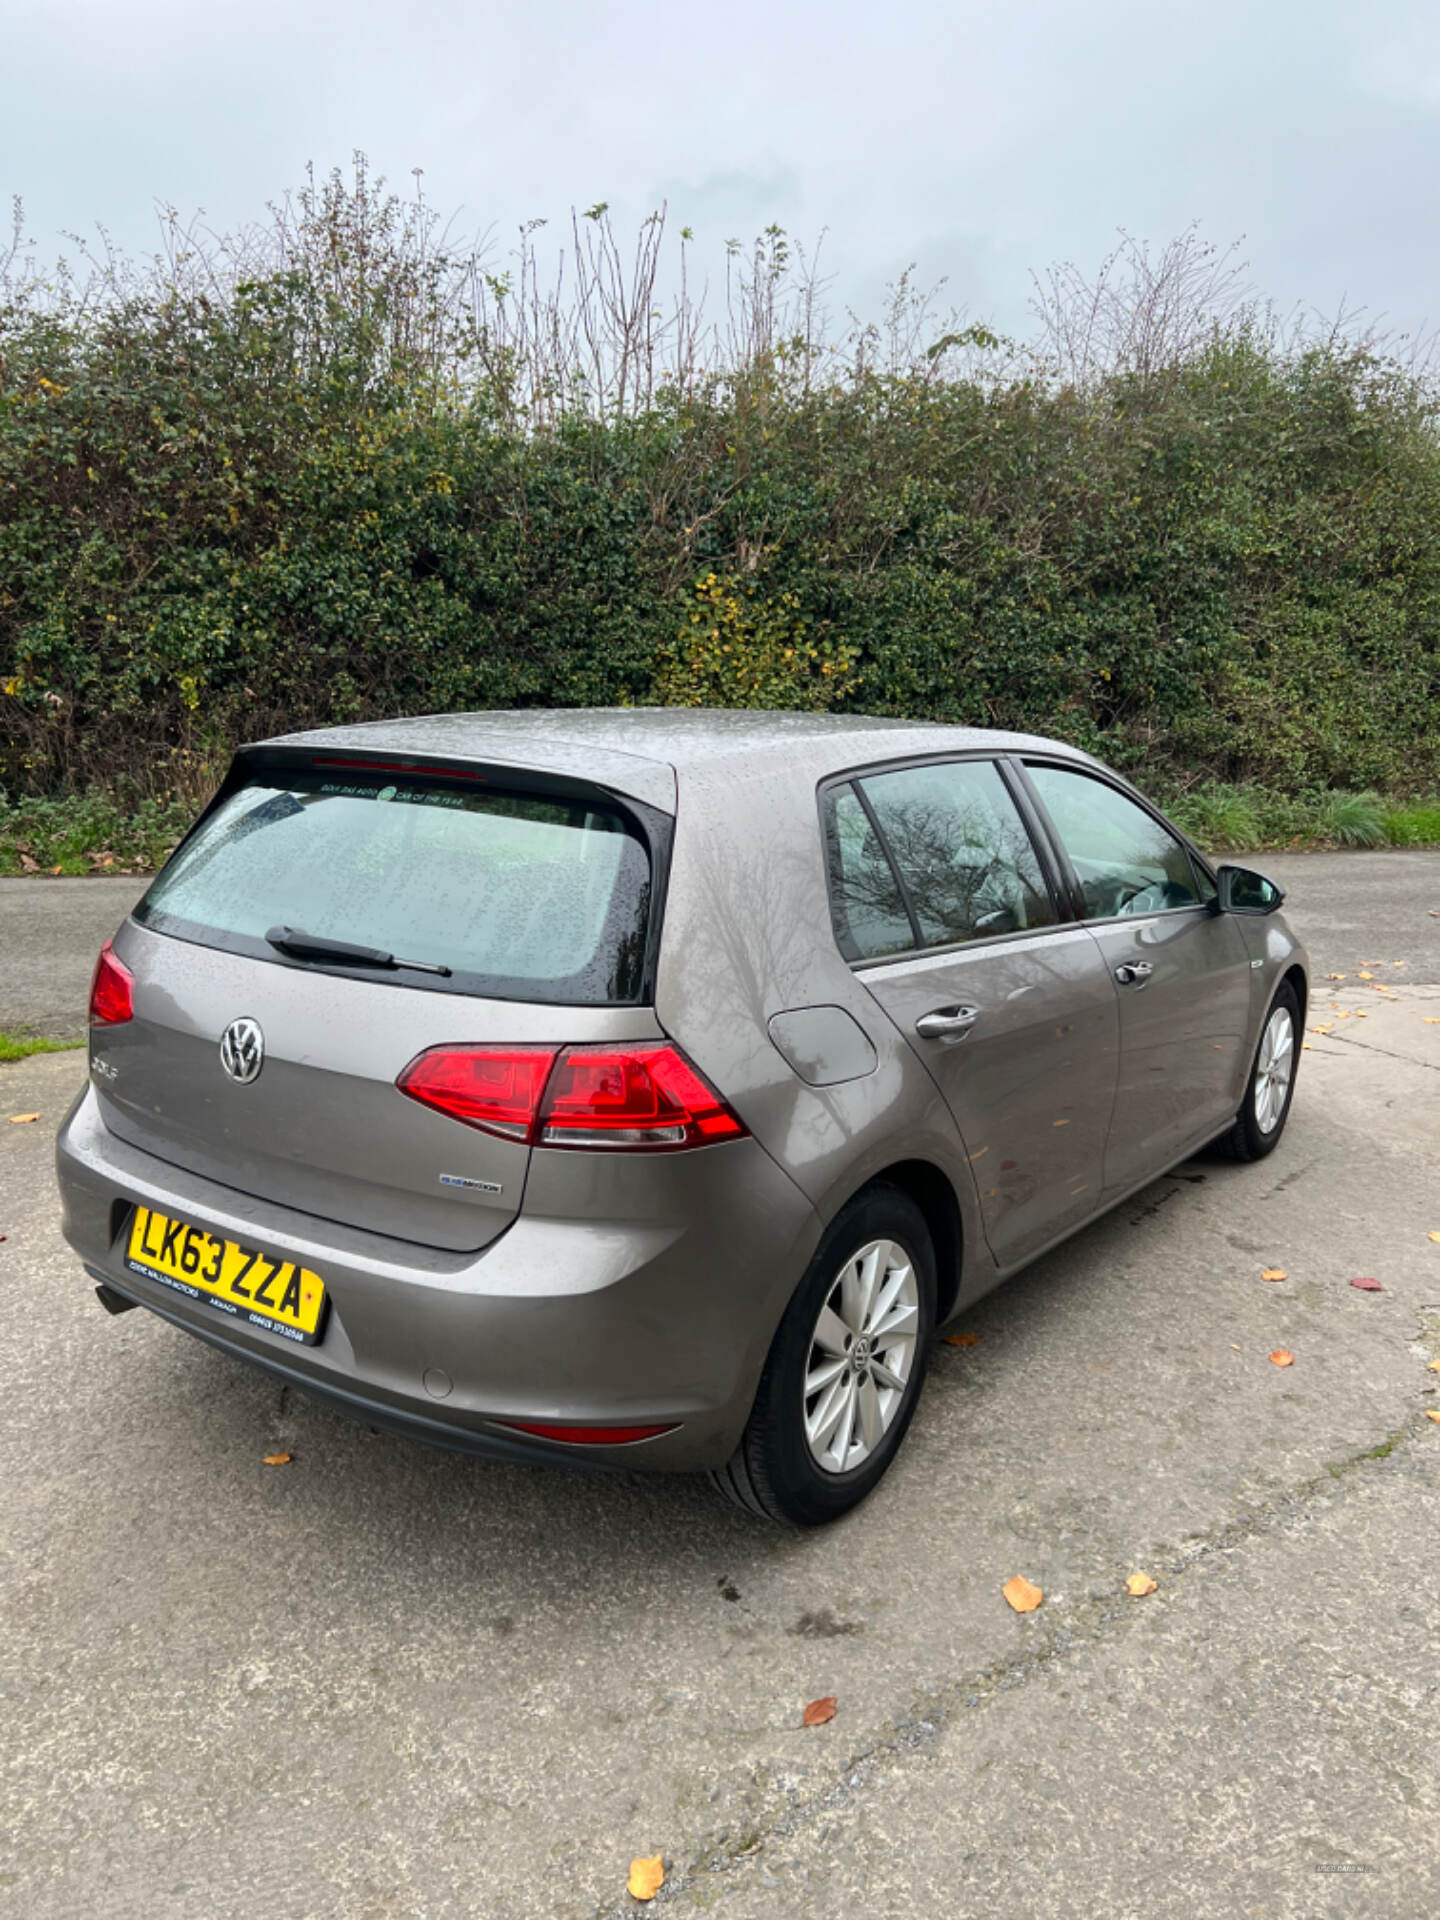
137,765 -> 654,1003
1026,764 -> 1200,920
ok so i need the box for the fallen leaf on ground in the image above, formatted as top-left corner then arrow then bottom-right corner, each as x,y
1354,1012 -> 1368,1018
49,865 -> 61,875
1302,1043 -> 1314,1051
943,1332 -> 981,1347
1125,1572 -> 1158,1597
802,1695 -> 837,1727
262,1452 -> 293,1467
1325,972 -> 1346,980
1427,1412 -> 1440,1427
1357,970 -> 1374,979
1231,1344 -> 1242,1351
628,1856 -> 665,1902
1261,1267 -> 1287,1282
1392,961 -> 1406,967
1429,1231 -> 1440,1245
1424,1018 -> 1440,1025
1002,1575 -> 1043,1614
9,1114 -> 40,1125
1427,1359 -> 1440,1373
1269,1350 -> 1295,1368
1350,1277 -> 1383,1292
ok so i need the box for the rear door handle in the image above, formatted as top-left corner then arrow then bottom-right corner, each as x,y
914,1005 -> 981,1041
1114,962 -> 1153,985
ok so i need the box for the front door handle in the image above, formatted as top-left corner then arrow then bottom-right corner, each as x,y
915,1005 -> 981,1041
1114,961 -> 1154,985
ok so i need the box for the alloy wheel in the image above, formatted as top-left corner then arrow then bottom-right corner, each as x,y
803,1238 -> 920,1473
1254,1004 -> 1295,1134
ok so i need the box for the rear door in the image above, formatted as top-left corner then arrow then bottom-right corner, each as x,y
95,751 -> 665,1252
825,756 -> 1120,1270
1019,760 -> 1253,1191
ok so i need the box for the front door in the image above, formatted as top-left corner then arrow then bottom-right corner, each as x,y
1021,761 -> 1254,1191
824,757 -> 1119,1269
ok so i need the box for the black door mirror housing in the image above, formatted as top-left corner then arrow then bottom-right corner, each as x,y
1217,864 -> 1285,915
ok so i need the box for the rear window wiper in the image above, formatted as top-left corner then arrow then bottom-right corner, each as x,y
265,925 -> 452,977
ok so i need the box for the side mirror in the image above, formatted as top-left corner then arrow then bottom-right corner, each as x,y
1217,865 -> 1285,915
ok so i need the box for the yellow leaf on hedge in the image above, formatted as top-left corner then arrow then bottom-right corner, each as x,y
628,1856 -> 664,1901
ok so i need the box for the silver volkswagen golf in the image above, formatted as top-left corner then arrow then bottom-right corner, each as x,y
57,710 -> 1306,1523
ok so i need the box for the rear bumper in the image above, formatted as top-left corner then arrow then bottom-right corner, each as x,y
57,1084 -> 822,1472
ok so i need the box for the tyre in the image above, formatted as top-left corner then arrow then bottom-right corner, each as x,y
1213,981 -> 1301,1162
710,1183 -> 936,1525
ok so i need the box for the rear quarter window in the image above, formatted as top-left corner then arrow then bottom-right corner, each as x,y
136,766 -> 655,1004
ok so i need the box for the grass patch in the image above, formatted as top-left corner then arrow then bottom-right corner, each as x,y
0,793 -> 192,877
0,1029 -> 85,1062
1161,784 -> 1440,853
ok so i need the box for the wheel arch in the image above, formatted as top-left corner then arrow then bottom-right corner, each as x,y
854,1157 -> 965,1324
1280,962 -> 1307,1024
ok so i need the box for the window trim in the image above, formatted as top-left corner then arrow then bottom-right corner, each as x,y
816,750 -> 1074,970
1012,756 -> 1221,931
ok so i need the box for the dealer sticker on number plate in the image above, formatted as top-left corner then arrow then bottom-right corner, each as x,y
125,1206 -> 329,1345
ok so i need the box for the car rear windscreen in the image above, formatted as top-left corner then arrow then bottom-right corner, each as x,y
135,765 -> 654,1003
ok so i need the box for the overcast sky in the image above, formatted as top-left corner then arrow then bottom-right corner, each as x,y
4,0 -> 1439,342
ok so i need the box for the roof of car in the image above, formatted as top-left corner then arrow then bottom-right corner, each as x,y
268,707 -> 1095,789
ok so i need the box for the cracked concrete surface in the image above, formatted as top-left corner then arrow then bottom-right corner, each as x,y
1,862 -> 1438,1918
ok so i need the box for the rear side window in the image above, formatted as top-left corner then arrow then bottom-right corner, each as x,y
857,760 -> 1056,947
825,785 -> 915,961
137,765 -> 654,1004
823,759 -> 1056,960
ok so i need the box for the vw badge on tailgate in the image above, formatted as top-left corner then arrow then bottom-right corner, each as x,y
220,1017 -> 265,1085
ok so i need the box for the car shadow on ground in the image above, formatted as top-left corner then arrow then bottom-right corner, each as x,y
110,1151 -> 1245,1594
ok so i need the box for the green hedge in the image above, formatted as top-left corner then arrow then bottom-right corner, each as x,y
4,267 -> 1439,802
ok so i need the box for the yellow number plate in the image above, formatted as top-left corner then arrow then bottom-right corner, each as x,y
126,1206 -> 328,1345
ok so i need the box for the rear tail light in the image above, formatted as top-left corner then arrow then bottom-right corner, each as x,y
89,941 -> 134,1026
397,1042 -> 747,1150
397,1046 -> 557,1140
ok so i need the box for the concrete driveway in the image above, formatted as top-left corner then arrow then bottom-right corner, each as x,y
1,857 -> 1438,1918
